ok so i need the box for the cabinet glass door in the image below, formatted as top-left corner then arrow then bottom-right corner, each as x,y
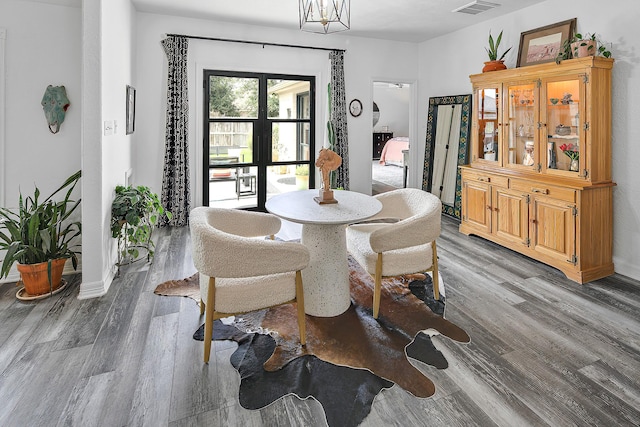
506,82 -> 537,170
544,78 -> 582,174
476,87 -> 500,164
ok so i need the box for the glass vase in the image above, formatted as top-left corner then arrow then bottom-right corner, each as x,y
570,158 -> 579,172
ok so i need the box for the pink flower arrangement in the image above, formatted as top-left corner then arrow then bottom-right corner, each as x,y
559,143 -> 579,160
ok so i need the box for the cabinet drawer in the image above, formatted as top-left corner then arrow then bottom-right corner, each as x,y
462,170 -> 508,187
510,180 -> 576,202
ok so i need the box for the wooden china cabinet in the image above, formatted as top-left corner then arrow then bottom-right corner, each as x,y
459,57 -> 615,283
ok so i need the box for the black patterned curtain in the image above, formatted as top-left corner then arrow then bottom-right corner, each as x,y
330,50 -> 349,190
159,36 -> 190,226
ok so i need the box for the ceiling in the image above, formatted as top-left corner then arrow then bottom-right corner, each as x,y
129,0 -> 545,43
28,0 -> 545,43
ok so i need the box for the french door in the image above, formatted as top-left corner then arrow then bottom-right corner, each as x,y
203,71 -> 315,211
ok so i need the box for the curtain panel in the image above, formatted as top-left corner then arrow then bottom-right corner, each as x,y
330,50 -> 349,190
160,36 -> 190,226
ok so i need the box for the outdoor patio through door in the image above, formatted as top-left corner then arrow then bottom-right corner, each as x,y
203,71 -> 315,211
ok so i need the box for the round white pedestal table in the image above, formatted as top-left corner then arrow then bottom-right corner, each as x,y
265,190 -> 382,317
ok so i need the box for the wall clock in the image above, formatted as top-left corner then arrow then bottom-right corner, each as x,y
349,99 -> 362,117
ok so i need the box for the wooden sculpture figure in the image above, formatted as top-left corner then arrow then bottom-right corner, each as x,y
314,148 -> 342,204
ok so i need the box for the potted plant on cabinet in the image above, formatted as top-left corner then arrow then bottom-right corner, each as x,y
556,33 -> 612,63
0,170 -> 82,298
483,30 -> 512,72
110,185 -> 171,273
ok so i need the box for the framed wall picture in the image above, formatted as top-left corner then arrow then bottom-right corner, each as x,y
126,85 -> 136,135
516,18 -> 576,67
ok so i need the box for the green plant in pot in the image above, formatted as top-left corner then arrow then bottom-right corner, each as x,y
110,185 -> 171,272
0,170 -> 82,297
483,30 -> 512,72
295,164 -> 310,190
556,33 -> 612,63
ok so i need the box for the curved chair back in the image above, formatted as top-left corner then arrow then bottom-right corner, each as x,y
189,206 -> 309,363
368,188 -> 442,253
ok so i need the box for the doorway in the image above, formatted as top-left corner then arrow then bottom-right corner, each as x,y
371,81 -> 411,195
203,71 -> 315,210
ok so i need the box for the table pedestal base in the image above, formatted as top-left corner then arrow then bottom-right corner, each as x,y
301,223 -> 350,317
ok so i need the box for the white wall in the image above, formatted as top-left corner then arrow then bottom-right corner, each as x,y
418,0 -> 640,280
0,1 -> 81,204
79,0 -> 135,298
372,84 -> 410,136
0,0 -> 82,282
134,13 -> 420,198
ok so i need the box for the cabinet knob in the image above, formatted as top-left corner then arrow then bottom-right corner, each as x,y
477,177 -> 490,182
487,205 -> 492,211
530,219 -> 537,224
531,188 -> 548,194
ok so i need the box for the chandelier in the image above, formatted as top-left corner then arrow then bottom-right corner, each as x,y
299,0 -> 350,34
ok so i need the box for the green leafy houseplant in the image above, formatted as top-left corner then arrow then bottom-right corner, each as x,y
110,185 -> 171,269
295,164 -> 309,176
556,33 -> 612,63
486,30 -> 512,61
0,170 -> 82,292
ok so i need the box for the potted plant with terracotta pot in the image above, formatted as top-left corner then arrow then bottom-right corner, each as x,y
555,33 -> 612,63
0,170 -> 82,298
483,30 -> 512,72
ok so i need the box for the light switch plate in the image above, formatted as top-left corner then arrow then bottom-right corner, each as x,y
104,120 -> 114,136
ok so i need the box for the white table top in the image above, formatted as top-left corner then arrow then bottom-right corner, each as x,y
265,190 -> 382,225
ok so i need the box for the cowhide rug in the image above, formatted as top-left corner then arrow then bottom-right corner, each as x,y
155,257 -> 470,427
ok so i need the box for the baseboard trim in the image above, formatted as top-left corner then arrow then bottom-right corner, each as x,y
612,256 -> 640,282
77,267 -> 114,300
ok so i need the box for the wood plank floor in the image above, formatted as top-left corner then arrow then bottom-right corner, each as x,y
1,216 -> 639,426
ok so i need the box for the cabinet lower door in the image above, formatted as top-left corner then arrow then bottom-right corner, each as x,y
493,188 -> 529,246
531,196 -> 576,264
462,180 -> 491,233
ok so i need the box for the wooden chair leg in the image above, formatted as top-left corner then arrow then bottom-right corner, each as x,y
295,270 -> 306,346
373,253 -> 383,319
204,277 -> 216,364
431,241 -> 440,301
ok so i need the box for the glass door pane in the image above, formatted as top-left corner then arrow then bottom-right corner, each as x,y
205,72 -> 315,210
545,79 -> 581,173
476,87 -> 500,163
209,76 -> 258,119
266,79 -> 313,203
506,83 -> 536,169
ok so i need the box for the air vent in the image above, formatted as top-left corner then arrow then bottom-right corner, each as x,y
452,1 -> 500,15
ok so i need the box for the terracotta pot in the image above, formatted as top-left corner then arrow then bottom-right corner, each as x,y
17,258 -> 67,296
571,40 -> 596,58
482,60 -> 507,72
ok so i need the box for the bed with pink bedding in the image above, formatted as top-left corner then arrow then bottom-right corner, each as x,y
379,136 -> 409,166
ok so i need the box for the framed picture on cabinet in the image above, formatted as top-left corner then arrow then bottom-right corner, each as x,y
126,85 -> 136,135
516,18 -> 576,67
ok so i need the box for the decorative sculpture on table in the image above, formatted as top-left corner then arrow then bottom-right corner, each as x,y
314,147 -> 342,204
41,85 -> 70,134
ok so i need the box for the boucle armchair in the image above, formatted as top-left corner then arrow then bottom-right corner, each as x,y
190,207 -> 310,363
346,188 -> 441,319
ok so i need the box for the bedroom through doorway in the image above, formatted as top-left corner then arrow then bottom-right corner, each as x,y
372,81 -> 411,195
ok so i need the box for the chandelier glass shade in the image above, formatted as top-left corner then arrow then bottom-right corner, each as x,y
299,0 -> 350,34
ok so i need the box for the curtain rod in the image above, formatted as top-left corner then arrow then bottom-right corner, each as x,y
165,33 -> 345,53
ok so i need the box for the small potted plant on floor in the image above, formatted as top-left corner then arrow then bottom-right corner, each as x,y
295,164 -> 309,190
483,30 -> 512,72
0,170 -> 82,297
110,185 -> 171,272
